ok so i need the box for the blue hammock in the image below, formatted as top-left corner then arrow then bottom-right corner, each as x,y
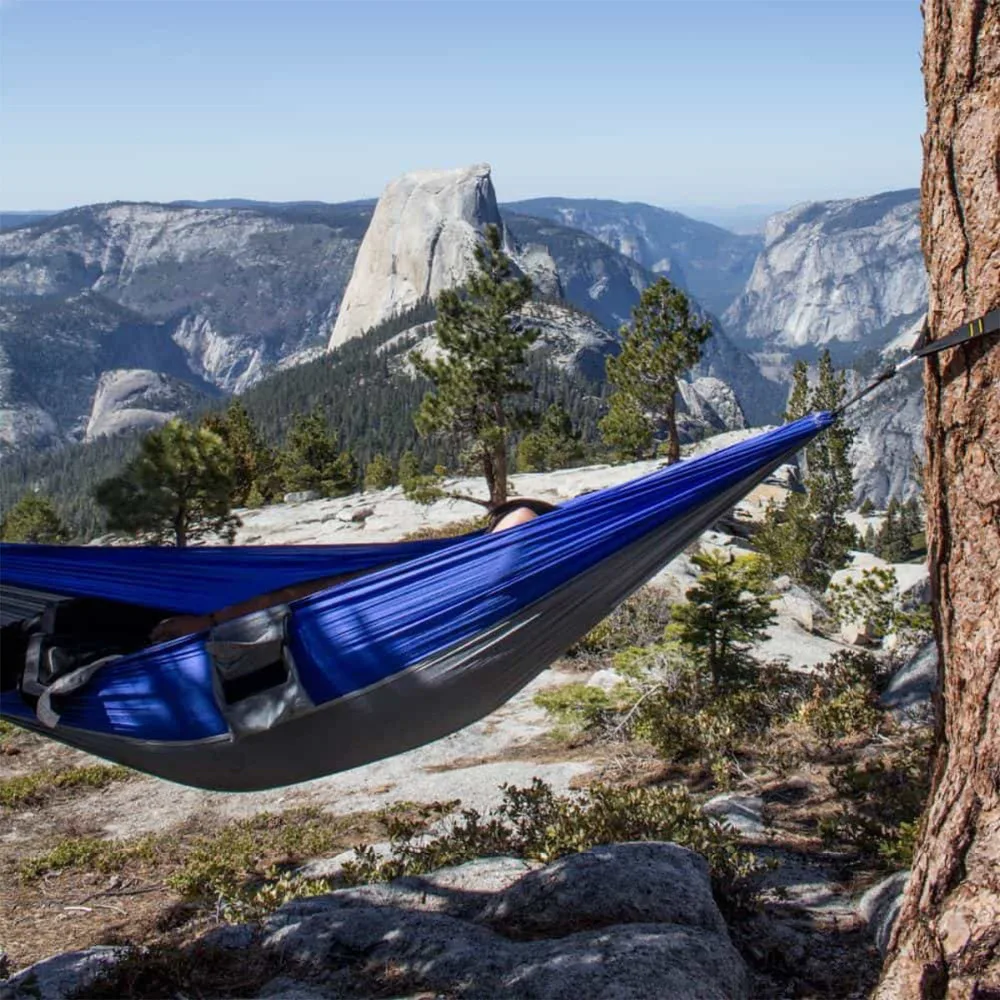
0,413 -> 831,791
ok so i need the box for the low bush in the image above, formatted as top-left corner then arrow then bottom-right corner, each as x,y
165,808 -> 353,905
798,650 -> 888,738
819,729 -> 933,866
399,516 -> 486,541
19,805 -> 374,921
567,586 -> 675,657
533,682 -> 628,734
20,834 -> 159,880
340,778 -> 767,916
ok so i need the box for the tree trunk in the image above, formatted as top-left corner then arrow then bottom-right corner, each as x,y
665,393 -> 680,464
482,445 -> 507,508
493,440 -> 508,507
875,3 -> 1000,996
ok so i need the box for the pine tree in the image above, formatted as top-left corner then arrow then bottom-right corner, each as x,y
278,410 -> 358,497
94,419 -> 239,547
784,360 -> 810,422
599,393 -> 654,462
667,550 -> 776,691
602,278 -> 712,464
802,350 -> 856,577
0,492 -> 68,543
411,224 -> 539,507
516,403 -> 586,472
755,350 -> 856,588
201,400 -> 277,506
875,497 -> 915,562
364,453 -> 395,491
397,451 -> 420,486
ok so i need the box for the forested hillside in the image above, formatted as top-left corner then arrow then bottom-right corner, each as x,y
0,301 -> 607,539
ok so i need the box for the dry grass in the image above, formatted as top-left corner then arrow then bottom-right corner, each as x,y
0,800 -> 402,973
0,764 -> 135,809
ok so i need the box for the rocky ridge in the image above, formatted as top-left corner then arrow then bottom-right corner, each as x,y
505,197 -> 763,317
0,180 -> 768,456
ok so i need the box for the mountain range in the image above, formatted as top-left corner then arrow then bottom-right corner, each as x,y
0,167 -> 927,508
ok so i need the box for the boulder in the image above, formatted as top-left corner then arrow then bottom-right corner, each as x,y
702,794 -> 767,836
857,870 -> 910,954
677,377 -> 748,435
479,842 -> 726,937
586,669 -> 625,692
775,583 -> 829,633
260,843 -> 749,999
0,947 -> 125,1000
879,640 -> 938,724
283,490 -> 323,504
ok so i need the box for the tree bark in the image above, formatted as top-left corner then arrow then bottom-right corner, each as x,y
665,393 -> 680,464
875,2 -> 1000,996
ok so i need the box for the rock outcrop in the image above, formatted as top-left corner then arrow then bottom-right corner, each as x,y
724,189 -> 925,348
879,641 -> 938,725
5,845 -> 749,999
846,362 -> 925,505
84,369 -> 212,441
858,870 -> 911,955
677,376 -> 748,437
328,164 -> 504,348
0,292 -> 213,453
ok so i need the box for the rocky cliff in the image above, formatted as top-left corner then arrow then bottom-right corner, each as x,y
719,190 -> 928,502
723,189 -> 925,349
329,165 -> 773,429
505,197 -> 763,318
0,200 -> 365,399
328,165 -> 504,349
0,293 -> 217,452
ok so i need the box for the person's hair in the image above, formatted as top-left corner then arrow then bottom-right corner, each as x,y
485,498 -> 559,532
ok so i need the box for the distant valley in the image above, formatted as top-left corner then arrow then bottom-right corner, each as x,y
0,168 -> 927,522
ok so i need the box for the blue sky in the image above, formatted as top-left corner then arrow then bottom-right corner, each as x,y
1,0 -> 924,218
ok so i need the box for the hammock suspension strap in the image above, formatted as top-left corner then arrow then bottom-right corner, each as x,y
834,306 -> 999,417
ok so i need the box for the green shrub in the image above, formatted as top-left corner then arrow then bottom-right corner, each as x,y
568,586 -> 675,657
399,516 -> 486,541
533,683 -> 625,733
165,807 -> 349,904
20,834 -> 159,880
820,730 -> 932,866
340,778 -> 766,915
798,650 -> 887,738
